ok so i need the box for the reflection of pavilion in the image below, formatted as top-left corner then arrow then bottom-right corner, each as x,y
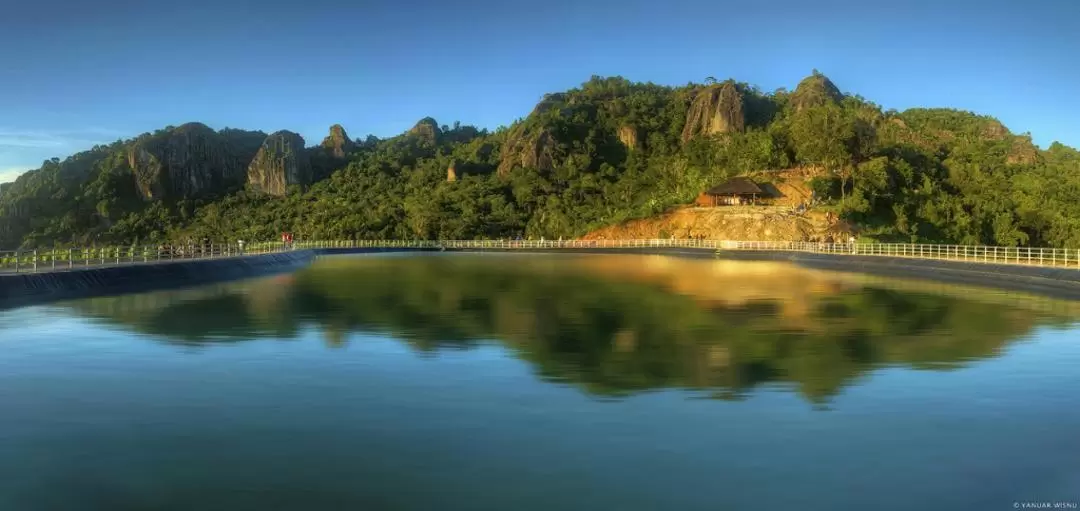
580,255 -> 858,327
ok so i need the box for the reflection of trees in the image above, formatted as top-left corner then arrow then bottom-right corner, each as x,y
68,256 -> 1072,403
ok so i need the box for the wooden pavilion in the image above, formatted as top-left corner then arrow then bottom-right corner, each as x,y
695,177 -> 764,206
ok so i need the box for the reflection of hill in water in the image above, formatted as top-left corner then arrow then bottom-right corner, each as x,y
66,254 -> 1078,403
69,273 -> 300,342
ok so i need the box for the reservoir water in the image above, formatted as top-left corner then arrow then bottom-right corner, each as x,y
1,253 -> 1078,510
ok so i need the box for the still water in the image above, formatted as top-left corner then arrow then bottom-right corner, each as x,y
2,253 -> 1079,510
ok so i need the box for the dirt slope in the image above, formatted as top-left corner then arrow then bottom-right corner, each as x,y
583,168 -> 854,242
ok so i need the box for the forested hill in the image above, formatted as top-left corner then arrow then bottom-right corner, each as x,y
2,71 -> 1079,249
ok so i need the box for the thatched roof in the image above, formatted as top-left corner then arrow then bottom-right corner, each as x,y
706,177 -> 762,196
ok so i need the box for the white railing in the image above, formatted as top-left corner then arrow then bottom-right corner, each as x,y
0,242 -> 293,274
300,239 -> 1080,268
3,239 -> 1080,274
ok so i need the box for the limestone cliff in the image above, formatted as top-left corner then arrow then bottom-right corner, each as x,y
681,82 -> 745,143
532,93 -> 568,116
981,120 -> 1010,141
320,124 -> 356,159
790,72 -> 843,112
618,125 -> 641,150
497,127 -> 558,177
409,117 -> 441,144
1007,136 -> 1041,165
447,161 -> 459,182
127,123 -> 251,200
220,128 -> 269,176
247,131 -> 312,196
495,92 -> 579,177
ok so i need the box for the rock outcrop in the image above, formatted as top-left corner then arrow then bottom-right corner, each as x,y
532,93 -> 567,116
220,128 -> 269,173
409,117 -> 441,144
447,161 -> 459,182
320,124 -> 356,159
790,72 -> 843,112
681,81 -> 745,143
1007,136 -> 1041,165
247,131 -> 312,196
127,123 -> 248,201
981,120 -> 1010,141
497,127 -> 558,177
618,125 -> 641,150
494,94 -> 576,176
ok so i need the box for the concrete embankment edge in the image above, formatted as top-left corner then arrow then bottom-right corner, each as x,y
0,250 -> 315,310
436,246 -> 1080,300
0,247 -> 442,310
0,247 -> 452,310
782,251 -> 1080,300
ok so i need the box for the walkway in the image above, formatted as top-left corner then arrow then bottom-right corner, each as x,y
3,239 -> 1079,274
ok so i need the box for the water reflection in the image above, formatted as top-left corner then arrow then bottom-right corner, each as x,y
65,254 -> 1077,403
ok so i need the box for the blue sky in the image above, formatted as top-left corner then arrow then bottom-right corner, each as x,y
1,0 -> 1077,183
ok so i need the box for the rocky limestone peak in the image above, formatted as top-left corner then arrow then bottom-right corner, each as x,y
532,93 -> 568,116
981,120 -> 1010,141
681,81 -> 745,143
127,122 -> 245,201
320,124 -> 356,159
247,130 -> 312,196
1006,136 -> 1041,165
497,126 -> 558,177
790,72 -> 843,112
409,117 -> 441,143
618,125 -> 641,150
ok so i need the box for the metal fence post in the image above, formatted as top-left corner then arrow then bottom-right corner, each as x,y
14,251 -> 19,273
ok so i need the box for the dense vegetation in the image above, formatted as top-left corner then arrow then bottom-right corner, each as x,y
70,255 -> 1071,403
2,71 -> 1079,248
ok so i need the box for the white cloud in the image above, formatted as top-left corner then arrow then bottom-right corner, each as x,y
0,127 -> 125,150
0,126 -> 128,176
0,167 -> 30,184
